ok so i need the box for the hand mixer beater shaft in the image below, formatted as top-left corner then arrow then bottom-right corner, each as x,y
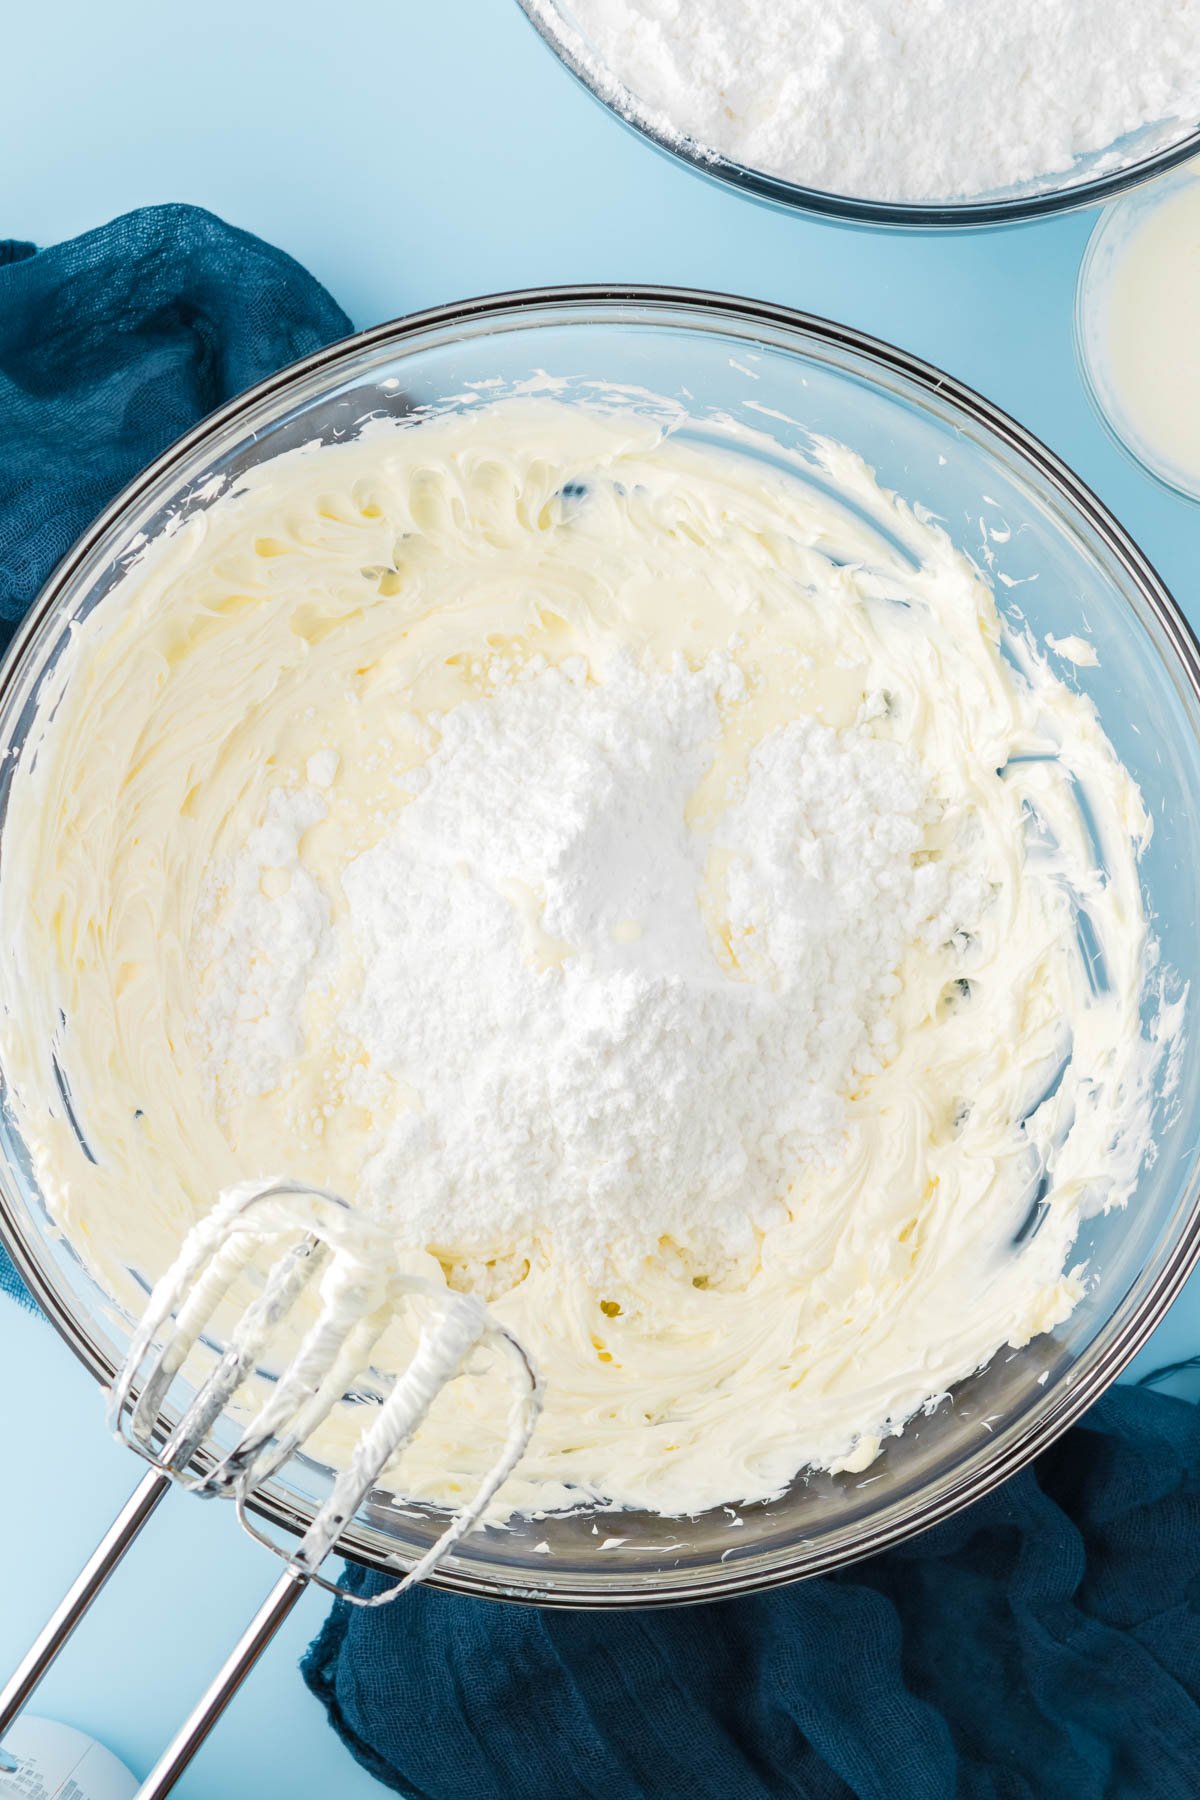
0,1178 -> 541,1798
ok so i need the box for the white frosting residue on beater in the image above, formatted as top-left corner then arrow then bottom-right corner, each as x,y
0,398 -> 1175,1516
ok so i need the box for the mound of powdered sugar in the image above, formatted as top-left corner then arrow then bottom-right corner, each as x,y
191,653 -> 979,1282
192,785 -> 334,1107
549,0 -> 1200,203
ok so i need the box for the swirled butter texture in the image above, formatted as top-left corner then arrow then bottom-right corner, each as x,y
0,399 -> 1169,1516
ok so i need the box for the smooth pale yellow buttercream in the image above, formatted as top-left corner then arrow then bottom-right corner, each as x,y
0,400 -> 1168,1516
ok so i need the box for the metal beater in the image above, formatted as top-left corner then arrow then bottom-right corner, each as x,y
0,1178 -> 541,1797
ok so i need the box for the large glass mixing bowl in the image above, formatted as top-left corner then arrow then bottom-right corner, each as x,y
2,288 -> 1199,1606
516,0 -> 1200,228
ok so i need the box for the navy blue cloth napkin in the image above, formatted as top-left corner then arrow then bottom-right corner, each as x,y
2,204 -> 1199,1800
0,203 -> 350,634
306,1381 -> 1200,1800
0,1250 -> 30,1311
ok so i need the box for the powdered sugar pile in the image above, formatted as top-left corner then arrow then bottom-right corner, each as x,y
191,653 -> 975,1282
192,785 -> 334,1109
551,0 -> 1200,203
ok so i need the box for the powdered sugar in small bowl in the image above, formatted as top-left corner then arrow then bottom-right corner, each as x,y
518,0 -> 1200,227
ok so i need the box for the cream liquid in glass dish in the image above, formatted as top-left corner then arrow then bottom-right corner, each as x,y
1078,169 -> 1200,502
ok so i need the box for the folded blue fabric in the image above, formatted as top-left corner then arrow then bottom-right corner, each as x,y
304,1381 -> 1200,1800
0,203 -> 350,1311
2,204 -> 1199,1800
0,204 -> 350,632
0,1246 -> 31,1311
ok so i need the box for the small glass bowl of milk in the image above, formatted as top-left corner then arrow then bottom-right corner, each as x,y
1076,163 -> 1200,502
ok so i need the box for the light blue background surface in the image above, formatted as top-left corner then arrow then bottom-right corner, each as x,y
1,1 -> 1199,1794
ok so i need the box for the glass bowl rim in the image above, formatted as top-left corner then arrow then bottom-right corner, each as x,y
514,0 -> 1200,229
2,283 -> 1200,1607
